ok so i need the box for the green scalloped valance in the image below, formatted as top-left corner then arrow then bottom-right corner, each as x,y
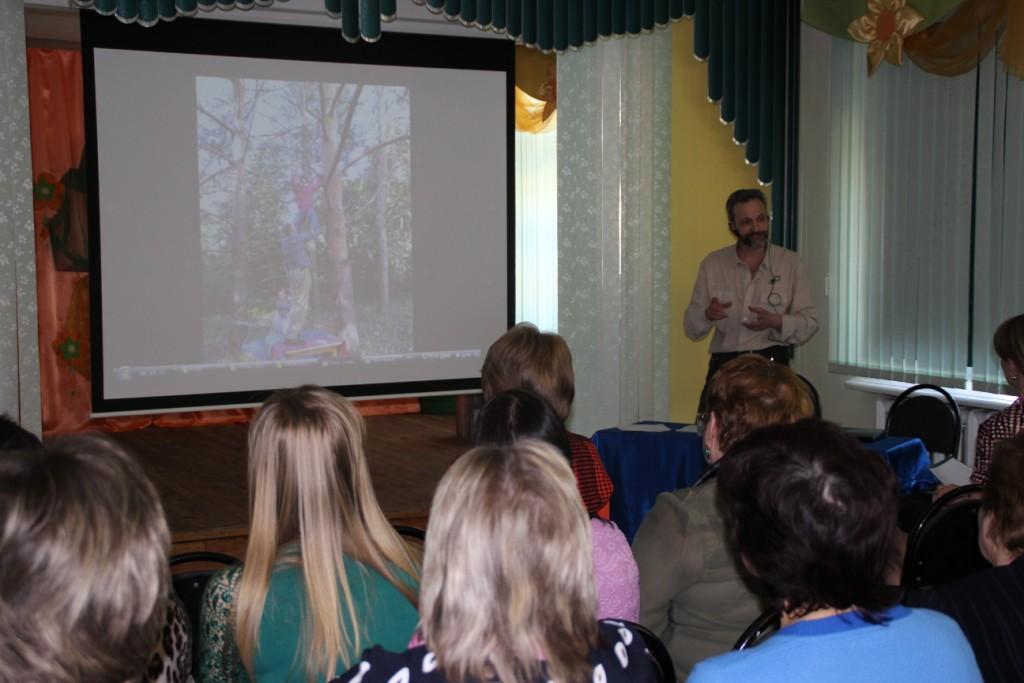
73,0 -> 398,42
684,0 -> 800,248
72,0 -> 690,48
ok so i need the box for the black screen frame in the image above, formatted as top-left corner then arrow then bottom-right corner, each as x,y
81,10 -> 515,414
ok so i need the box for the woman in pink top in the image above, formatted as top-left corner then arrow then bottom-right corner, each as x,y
474,389 -> 639,621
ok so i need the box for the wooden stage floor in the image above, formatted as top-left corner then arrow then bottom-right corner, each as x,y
110,413 -> 470,557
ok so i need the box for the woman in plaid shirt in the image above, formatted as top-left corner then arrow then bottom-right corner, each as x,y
972,314 -> 1024,484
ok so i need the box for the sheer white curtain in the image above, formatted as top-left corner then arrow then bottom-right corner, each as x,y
557,30 -> 671,436
0,4 -> 41,430
515,127 -> 558,332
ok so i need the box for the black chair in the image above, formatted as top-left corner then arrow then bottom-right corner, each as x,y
393,524 -> 427,541
620,620 -> 675,683
169,551 -> 240,672
733,609 -> 781,650
885,384 -> 961,462
797,373 -> 822,418
901,484 -> 990,590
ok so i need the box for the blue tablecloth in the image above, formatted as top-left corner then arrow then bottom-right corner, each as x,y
592,423 -> 939,543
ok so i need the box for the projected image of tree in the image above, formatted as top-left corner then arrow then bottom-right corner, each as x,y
196,78 -> 412,363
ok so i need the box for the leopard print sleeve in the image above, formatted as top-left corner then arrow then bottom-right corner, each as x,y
198,565 -> 248,683
143,592 -> 192,683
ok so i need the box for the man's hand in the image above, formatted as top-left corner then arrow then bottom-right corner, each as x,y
743,306 -> 782,331
705,297 -> 732,321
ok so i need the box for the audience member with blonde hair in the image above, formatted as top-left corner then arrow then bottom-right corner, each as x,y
689,420 -> 980,682
0,435 -> 171,683
330,441 -> 656,683
632,355 -> 814,677
198,385 -> 420,683
473,389 -> 640,621
481,323 -> 614,516
908,432 -> 1024,681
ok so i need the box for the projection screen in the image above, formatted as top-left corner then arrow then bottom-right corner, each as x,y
82,13 -> 513,414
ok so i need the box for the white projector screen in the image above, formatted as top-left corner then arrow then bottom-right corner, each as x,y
82,14 -> 513,414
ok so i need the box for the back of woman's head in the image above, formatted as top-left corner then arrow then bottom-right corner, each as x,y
481,324 -> 576,421
473,389 -> 572,463
421,441 -> 597,683
237,385 -> 417,680
706,355 -> 815,452
0,435 -> 169,683
246,385 -> 370,547
982,433 -> 1024,558
993,314 -> 1024,374
716,419 -> 899,620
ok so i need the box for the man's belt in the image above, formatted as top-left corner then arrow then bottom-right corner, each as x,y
710,345 -> 791,364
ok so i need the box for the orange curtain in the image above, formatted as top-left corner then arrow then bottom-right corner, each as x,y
905,0 -> 1024,77
26,48 -> 417,436
515,45 -> 556,133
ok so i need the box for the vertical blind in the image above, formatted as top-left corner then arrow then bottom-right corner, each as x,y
972,51 -> 1024,389
829,39 -> 1024,394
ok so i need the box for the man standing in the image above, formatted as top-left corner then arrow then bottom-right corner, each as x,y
684,188 -> 819,418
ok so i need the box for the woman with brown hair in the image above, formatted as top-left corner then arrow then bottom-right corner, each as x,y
632,355 -> 814,677
481,323 -> 614,516
0,435 -> 171,683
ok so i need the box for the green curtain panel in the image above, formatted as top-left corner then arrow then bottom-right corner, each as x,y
74,0 -> 689,46
683,0 -> 799,248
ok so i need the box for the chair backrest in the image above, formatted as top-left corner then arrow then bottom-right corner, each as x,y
885,384 -> 961,460
393,524 -> 427,541
619,620 -> 675,683
797,373 -> 822,418
393,523 -> 427,558
733,609 -> 781,651
901,484 -> 990,590
169,551 -> 240,673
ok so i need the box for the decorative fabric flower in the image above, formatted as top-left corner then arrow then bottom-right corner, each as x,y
848,0 -> 926,76
55,336 -> 82,361
33,171 -> 66,211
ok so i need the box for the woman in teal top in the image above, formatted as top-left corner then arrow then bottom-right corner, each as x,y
198,386 -> 420,683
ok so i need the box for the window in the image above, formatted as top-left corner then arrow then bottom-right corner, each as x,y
828,39 -> 1024,393
515,125 -> 558,331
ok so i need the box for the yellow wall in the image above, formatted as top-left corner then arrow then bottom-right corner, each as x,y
669,21 -> 764,421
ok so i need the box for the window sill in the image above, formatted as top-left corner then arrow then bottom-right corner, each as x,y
845,377 -> 1015,411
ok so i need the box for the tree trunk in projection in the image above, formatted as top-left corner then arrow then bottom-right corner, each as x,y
320,83 -> 360,354
375,95 -> 390,314
230,78 -> 251,329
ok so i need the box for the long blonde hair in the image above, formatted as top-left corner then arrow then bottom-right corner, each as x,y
420,440 -> 598,683
235,386 -> 419,681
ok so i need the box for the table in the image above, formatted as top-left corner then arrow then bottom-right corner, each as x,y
592,423 -> 939,543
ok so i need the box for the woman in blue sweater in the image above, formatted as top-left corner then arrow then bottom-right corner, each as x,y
688,419 -> 981,683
